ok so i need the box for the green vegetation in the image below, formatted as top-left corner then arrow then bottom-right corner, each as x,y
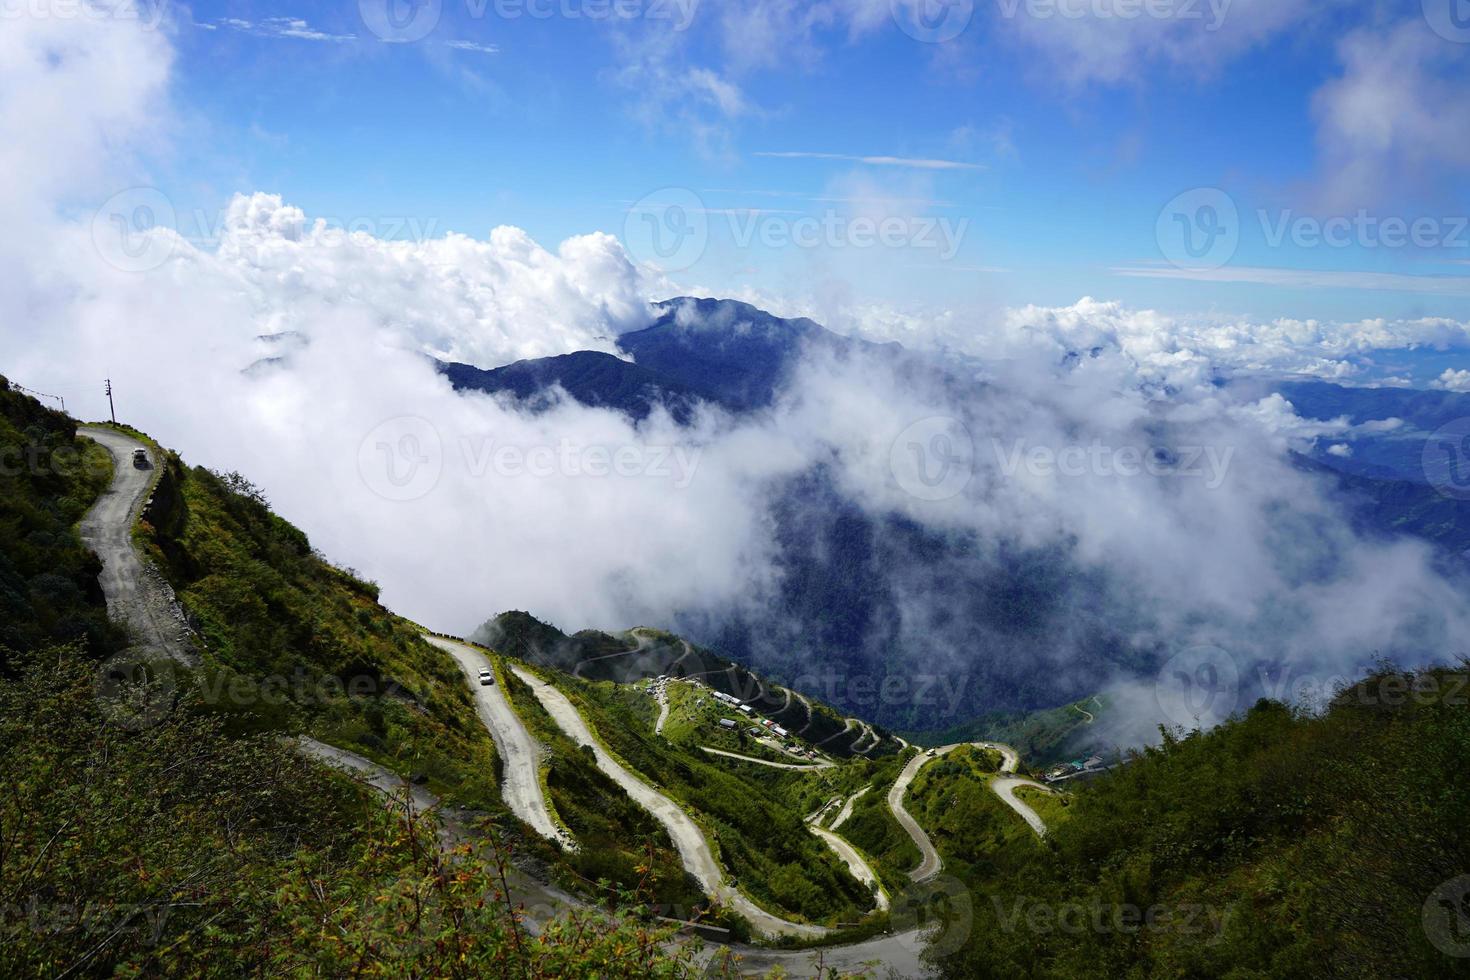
939,667 -> 1470,979
0,388 -> 703,975
134,456 -> 502,811
0,648 -> 695,977
1014,784 -> 1071,831
0,377 -> 124,667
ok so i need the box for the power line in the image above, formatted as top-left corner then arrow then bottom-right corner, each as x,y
9,381 -> 66,415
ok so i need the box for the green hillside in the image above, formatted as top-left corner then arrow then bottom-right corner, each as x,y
0,377 -> 123,667
0,384 -> 694,976
132,454 -> 504,811
939,666 -> 1470,979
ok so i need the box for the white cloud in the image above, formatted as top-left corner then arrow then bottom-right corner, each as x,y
993,0 -> 1324,87
10,12 -> 1470,746
1431,368 -> 1470,393
1312,20 -> 1470,209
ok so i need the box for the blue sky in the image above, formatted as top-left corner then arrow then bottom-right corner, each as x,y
144,0 -> 1470,330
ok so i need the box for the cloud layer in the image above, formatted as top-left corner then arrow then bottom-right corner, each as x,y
9,12 -> 1470,744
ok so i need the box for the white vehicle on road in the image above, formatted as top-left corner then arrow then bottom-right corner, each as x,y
478,668 -> 495,686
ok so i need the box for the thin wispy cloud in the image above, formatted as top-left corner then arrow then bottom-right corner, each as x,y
211,18 -> 497,54
1113,264 -> 1470,296
754,152 -> 983,171
447,40 -> 500,55
701,189 -> 958,208
218,18 -> 357,43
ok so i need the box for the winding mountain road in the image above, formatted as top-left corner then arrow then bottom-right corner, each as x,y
889,741 -> 1045,882
829,787 -> 868,831
427,636 -> 576,851
993,777 -> 1057,837
77,426 -> 195,664
507,664 -> 829,940
295,735 -> 439,817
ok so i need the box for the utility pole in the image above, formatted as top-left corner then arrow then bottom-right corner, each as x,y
105,379 -> 116,424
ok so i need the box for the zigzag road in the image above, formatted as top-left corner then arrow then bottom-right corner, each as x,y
889,741 -> 1054,882
508,663 -> 830,940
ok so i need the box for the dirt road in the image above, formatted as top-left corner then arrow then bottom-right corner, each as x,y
427,636 -> 576,851
77,426 -> 195,664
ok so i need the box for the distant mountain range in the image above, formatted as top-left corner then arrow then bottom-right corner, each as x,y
439,297 -> 900,420
441,298 -> 1470,729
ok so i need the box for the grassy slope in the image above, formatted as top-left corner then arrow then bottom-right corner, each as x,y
826,751 -> 923,892
904,745 -> 1050,884
0,377 -> 124,666
0,649 -> 695,977
0,386 -> 690,975
134,456 -> 504,813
